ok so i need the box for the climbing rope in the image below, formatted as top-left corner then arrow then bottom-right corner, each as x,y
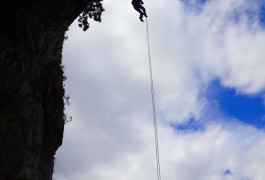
145,17 -> 162,180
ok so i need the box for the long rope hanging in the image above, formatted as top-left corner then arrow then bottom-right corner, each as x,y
145,17 -> 162,180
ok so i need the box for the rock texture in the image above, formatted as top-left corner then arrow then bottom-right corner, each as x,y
0,0 -> 99,179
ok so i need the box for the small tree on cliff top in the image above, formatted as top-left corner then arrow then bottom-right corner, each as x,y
78,0 -> 104,31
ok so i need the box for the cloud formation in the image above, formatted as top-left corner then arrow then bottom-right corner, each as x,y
54,0 -> 265,179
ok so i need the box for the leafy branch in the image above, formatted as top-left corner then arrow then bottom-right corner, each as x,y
78,0 -> 105,31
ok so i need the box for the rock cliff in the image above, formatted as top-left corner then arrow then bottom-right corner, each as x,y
0,0 -> 103,179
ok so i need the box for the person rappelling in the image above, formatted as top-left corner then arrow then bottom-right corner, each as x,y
132,0 -> 148,22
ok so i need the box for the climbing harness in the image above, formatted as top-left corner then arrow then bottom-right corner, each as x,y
145,17 -> 162,180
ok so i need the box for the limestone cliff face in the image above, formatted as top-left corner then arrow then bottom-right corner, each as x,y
0,0 -> 94,179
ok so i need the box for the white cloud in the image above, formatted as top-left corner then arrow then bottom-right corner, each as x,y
55,115 -> 265,180
181,0 -> 265,94
54,0 -> 265,179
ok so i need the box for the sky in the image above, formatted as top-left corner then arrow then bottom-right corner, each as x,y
54,0 -> 265,179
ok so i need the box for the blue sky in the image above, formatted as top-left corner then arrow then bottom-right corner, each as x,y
206,80 -> 265,128
260,5 -> 265,25
54,0 -> 265,179
175,78 -> 265,129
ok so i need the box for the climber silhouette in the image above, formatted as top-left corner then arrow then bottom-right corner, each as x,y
132,0 -> 148,22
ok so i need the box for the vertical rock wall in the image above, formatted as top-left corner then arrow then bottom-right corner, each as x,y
0,0 -> 91,179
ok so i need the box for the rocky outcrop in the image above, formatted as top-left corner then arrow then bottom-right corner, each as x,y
0,0 -> 103,179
